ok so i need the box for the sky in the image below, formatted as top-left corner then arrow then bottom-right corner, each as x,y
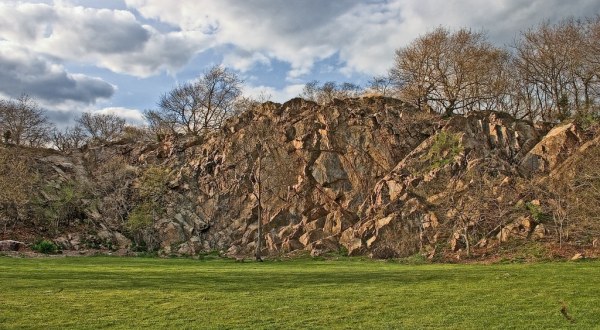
1,0 -> 599,127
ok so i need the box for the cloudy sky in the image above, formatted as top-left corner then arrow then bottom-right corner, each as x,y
1,0 -> 599,126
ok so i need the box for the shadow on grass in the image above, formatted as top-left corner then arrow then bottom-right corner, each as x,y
0,260 -> 458,293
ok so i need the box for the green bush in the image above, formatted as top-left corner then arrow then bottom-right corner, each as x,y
397,253 -> 429,265
32,240 -> 58,254
129,166 -> 168,232
525,201 -> 549,223
126,202 -> 160,252
127,202 -> 156,232
425,131 -> 463,170
574,110 -> 600,131
32,181 -> 87,231
125,166 -> 168,252
138,166 -> 168,201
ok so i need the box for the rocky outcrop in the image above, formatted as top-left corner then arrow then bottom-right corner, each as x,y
338,111 -> 546,258
157,97 -> 441,256
2,97 -> 599,259
0,240 -> 25,251
519,123 -> 582,177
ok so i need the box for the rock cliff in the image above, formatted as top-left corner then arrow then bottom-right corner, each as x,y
1,97 -> 598,259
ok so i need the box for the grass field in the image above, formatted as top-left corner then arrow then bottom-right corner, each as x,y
0,256 -> 598,329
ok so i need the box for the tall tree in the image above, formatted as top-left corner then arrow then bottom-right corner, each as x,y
0,94 -> 54,147
149,65 -> 243,135
248,127 -> 296,261
228,108 -> 298,261
390,27 -> 509,116
513,17 -> 600,121
51,126 -> 87,152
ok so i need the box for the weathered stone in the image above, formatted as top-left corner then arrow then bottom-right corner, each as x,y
299,229 -> 324,247
265,233 -> 282,252
114,232 -> 132,249
0,240 -> 25,251
281,239 -> 304,252
304,218 -> 326,232
160,222 -> 185,249
532,224 -> 546,240
520,123 -> 581,176
97,230 -> 113,242
311,152 -> 349,187
346,238 -> 363,256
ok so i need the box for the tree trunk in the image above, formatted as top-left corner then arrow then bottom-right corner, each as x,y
463,227 -> 470,257
255,153 -> 263,262
255,201 -> 263,262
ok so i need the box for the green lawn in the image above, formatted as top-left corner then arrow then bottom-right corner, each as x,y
0,257 -> 598,329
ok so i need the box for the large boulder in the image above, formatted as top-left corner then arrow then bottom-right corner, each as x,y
519,123 -> 582,176
0,240 -> 25,251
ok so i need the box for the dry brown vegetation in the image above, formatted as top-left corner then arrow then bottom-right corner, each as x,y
0,147 -> 38,234
389,17 -> 600,122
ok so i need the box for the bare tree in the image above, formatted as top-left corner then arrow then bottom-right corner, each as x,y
514,21 -> 577,121
367,74 -> 395,97
150,65 -> 243,135
513,17 -> 600,121
76,112 -> 126,142
390,27 -> 509,116
300,80 -> 362,104
0,94 -> 54,147
143,109 -> 177,139
545,145 -> 600,246
228,111 -> 298,260
52,126 -> 87,151
233,90 -> 273,116
250,133 -> 296,261
91,155 -> 137,229
252,140 -> 266,261
0,147 -> 38,234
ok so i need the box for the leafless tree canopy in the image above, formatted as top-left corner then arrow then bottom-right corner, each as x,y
388,18 -> 600,121
367,74 -> 395,97
0,94 -> 54,147
233,91 -> 273,116
148,65 -> 243,135
300,80 -> 362,104
76,112 -> 126,142
52,126 -> 87,152
512,17 -> 600,121
390,27 -> 509,116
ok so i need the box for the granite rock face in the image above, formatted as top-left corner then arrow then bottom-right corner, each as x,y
3,97 -> 599,259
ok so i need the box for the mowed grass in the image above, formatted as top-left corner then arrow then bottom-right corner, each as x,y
0,257 -> 599,329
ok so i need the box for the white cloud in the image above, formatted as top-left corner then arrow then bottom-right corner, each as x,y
0,41 -> 115,105
5,0 -> 599,81
94,29 -> 211,77
222,50 -> 271,73
243,84 -> 305,103
0,2 -> 212,77
43,105 -> 145,128
125,0 -> 600,78
96,107 -> 145,125
2,0 -> 600,123
125,0 -> 355,77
